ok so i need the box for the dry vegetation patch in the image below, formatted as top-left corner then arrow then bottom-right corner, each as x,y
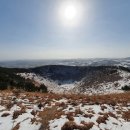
39,106 -> 65,129
122,110 -> 130,121
61,121 -> 94,130
12,108 -> 26,120
1,112 -> 10,117
1,91 -> 130,130
96,114 -> 108,124
11,123 -> 20,130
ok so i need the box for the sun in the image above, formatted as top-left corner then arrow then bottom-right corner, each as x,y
58,1 -> 83,27
64,5 -> 77,21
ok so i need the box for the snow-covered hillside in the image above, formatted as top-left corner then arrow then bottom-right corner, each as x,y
73,70 -> 130,94
17,73 -> 78,93
18,66 -> 130,94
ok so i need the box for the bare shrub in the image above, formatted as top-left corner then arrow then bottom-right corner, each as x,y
108,100 -> 116,106
11,123 -> 20,130
59,102 -> 67,109
71,101 -> 78,106
61,121 -> 77,130
38,103 -> 43,109
66,114 -> 74,121
12,108 -> 26,120
6,102 -> 14,110
31,110 -> 37,116
108,112 -> 117,119
122,110 -> 130,121
20,106 -> 26,113
96,114 -> 108,124
39,106 -> 64,130
31,118 -> 37,124
75,108 -> 83,115
101,105 -> 107,111
1,112 -> 10,117
80,121 -> 94,129
61,121 -> 94,130
84,113 -> 93,118
13,111 -> 22,119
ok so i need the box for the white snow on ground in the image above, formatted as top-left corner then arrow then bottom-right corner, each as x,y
18,69 -> 130,94
17,73 -> 79,93
0,92 -> 130,130
49,103 -> 130,130
49,116 -> 68,130
0,94 -> 41,130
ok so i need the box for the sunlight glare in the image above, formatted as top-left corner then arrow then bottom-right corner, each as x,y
59,1 -> 83,27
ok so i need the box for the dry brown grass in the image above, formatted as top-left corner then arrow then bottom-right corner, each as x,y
1,90 -> 130,128
82,92 -> 130,106
80,121 -> 94,129
12,107 -> 26,120
38,106 -> 65,130
31,117 -> 37,124
66,113 -> 74,121
12,89 -> 21,97
2,90 -> 130,106
75,108 -> 84,115
13,111 -> 22,119
84,113 -> 93,118
55,102 -> 67,109
37,91 -> 130,107
20,106 -> 26,113
96,114 -> 108,124
122,110 -> 130,121
108,112 -> 117,119
61,121 -> 77,130
61,121 -> 94,130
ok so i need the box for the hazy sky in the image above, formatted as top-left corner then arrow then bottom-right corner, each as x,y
0,0 -> 130,61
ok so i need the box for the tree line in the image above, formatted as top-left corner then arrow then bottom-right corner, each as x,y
0,67 -> 47,92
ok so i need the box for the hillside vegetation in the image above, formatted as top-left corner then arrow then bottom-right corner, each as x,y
0,67 -> 47,92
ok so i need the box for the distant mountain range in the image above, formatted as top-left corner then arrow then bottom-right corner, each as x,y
0,58 -> 130,68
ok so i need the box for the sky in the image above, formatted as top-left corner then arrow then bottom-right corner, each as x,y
0,0 -> 130,61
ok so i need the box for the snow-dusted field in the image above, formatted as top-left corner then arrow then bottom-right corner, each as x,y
0,91 -> 130,130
